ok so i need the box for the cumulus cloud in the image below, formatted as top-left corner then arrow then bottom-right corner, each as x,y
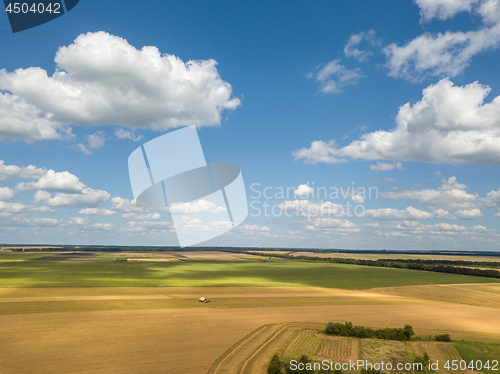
279,200 -> 345,217
344,30 -> 380,62
169,200 -> 227,215
384,26 -> 500,81
122,212 -> 161,220
294,79 -> 500,165
0,187 -> 16,201
0,93 -> 64,142
307,60 -> 362,94
3,216 -> 60,227
294,184 -> 313,197
376,220 -> 492,240
415,0 -> 481,21
79,208 -> 116,216
0,160 -> 46,180
43,188 -> 111,208
381,176 -> 500,214
115,128 -> 143,142
351,194 -> 365,204
86,131 -> 106,149
0,31 -> 241,142
310,218 -> 359,231
370,162 -> 405,171
381,177 -> 479,210
31,190 -> 51,204
385,0 -> 500,82
366,206 -> 434,220
0,201 -> 54,216
478,0 -> 500,24
433,208 -> 484,220
16,170 -> 86,193
238,224 -> 271,231
111,197 -> 144,213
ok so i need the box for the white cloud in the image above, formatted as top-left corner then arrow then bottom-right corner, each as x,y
366,206 -> 434,220
86,131 -> 106,149
74,143 -> 92,155
381,177 -> 479,210
79,208 -> 117,216
0,31 -> 240,142
384,26 -> 500,82
16,170 -> 86,193
111,197 -> 144,213
381,176 -> 500,214
43,188 -> 110,208
31,190 -> 51,204
169,199 -> 227,215
311,218 -> 359,231
294,184 -> 313,197
0,160 -> 46,180
351,194 -> 365,204
0,187 -> 16,201
0,201 -> 54,216
3,216 -> 60,227
433,208 -> 484,220
378,221 -> 492,238
370,162 -> 405,171
115,128 -> 143,142
478,0 -> 500,24
122,212 -> 161,220
0,93 -> 64,142
415,0 -> 480,21
279,200 -> 345,217
294,79 -> 500,165
344,30 -> 380,62
308,60 -> 362,94
238,224 -> 271,231
385,0 -> 500,82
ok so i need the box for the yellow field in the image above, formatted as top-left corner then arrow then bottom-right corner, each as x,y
1,290 -> 500,373
372,283 -> 500,309
288,252 -> 500,262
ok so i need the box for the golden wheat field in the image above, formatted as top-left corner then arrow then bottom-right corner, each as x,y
1,252 -> 500,373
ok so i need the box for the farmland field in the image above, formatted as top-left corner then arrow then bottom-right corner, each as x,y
1,251 -> 500,374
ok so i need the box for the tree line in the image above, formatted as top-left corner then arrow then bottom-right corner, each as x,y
246,252 -> 500,279
325,322 -> 415,341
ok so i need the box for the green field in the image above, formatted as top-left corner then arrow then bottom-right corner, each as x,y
455,342 -> 500,374
0,253 -> 499,288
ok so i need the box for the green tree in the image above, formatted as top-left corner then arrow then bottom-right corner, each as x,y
268,354 -> 282,374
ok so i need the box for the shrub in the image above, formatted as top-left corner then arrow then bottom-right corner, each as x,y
435,334 -> 451,342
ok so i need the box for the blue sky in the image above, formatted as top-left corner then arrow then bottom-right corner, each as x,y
1,0 -> 500,249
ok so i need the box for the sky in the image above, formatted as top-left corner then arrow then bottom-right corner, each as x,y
1,0 -> 500,250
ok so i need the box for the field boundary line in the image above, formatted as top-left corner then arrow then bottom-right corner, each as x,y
207,324 -> 275,374
238,325 -> 290,374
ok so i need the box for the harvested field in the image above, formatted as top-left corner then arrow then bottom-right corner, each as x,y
360,339 -> 410,370
2,303 -> 500,373
282,329 -> 358,362
411,341 -> 465,374
0,295 -> 173,302
207,324 -> 359,374
294,252 -> 500,262
372,283 -> 500,309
